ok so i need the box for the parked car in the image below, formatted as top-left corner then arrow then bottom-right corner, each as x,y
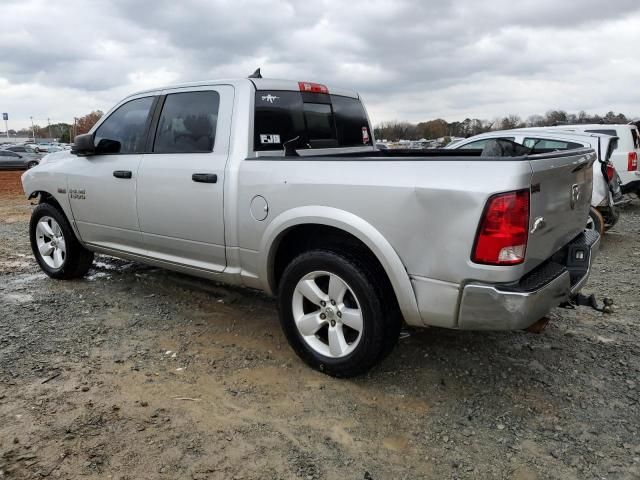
0,149 -> 39,169
544,124 -> 640,194
2,144 -> 41,155
446,128 -> 623,234
22,77 -> 599,376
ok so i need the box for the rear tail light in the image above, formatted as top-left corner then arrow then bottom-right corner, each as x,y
628,152 -> 638,171
298,81 -> 329,94
605,162 -> 616,183
472,190 -> 530,266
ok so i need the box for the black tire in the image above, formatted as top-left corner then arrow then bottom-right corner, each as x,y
29,202 -> 94,279
278,249 -> 401,377
26,161 -> 38,169
587,207 -> 605,236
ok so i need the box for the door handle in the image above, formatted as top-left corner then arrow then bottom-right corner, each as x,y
192,173 -> 218,183
113,170 -> 132,179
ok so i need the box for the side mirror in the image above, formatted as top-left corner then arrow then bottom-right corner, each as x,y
71,133 -> 95,156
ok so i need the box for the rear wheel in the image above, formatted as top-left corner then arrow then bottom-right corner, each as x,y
278,249 -> 400,377
30,203 -> 94,279
586,207 -> 604,236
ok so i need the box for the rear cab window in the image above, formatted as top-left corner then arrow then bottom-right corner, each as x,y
253,89 -> 372,152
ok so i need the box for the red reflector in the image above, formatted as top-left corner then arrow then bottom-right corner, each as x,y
628,152 -> 638,171
605,162 -> 615,183
472,190 -> 530,266
298,81 -> 329,94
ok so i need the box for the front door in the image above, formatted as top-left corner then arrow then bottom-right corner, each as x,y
136,86 -> 233,272
67,95 -> 156,254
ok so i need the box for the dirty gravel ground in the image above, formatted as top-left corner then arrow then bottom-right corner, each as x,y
0,170 -> 639,480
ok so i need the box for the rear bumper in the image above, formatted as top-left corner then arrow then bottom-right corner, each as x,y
457,230 -> 600,330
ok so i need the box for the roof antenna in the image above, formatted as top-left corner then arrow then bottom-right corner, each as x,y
248,68 -> 262,79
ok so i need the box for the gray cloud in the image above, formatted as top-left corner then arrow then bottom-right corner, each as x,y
1,0 -> 640,129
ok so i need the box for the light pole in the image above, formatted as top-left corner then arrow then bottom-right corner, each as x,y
47,118 -> 52,140
30,116 -> 35,142
2,113 -> 8,140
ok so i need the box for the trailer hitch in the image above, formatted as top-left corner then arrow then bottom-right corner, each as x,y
560,293 -> 614,313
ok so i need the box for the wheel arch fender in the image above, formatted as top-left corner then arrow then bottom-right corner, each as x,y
26,189 -> 82,241
259,206 -> 421,326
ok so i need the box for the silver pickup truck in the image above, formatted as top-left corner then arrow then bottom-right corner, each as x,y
22,77 -> 599,377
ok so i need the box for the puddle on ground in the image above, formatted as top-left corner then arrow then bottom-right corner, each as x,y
86,272 -> 112,281
1,292 -> 34,304
8,273 -> 45,286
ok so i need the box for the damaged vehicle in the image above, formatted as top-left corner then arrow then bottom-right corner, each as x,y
22,75 -> 599,376
447,128 -> 625,234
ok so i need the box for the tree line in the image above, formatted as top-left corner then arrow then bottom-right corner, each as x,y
9,111 -> 104,143
374,110 -> 633,142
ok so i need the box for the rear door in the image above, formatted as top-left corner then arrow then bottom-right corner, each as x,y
136,85 -> 233,272
526,149 -> 595,269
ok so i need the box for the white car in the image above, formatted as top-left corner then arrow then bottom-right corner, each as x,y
544,124 -> 640,194
446,128 -> 622,234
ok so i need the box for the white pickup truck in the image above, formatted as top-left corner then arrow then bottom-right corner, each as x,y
22,76 -> 599,376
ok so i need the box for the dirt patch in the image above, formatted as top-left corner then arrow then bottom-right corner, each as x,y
0,172 -> 31,224
1,185 -> 639,479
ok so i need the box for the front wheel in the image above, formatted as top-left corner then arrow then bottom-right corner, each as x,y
30,203 -> 94,279
26,161 -> 38,169
277,249 -> 400,377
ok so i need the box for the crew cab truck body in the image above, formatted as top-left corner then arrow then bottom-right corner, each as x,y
22,78 -> 599,376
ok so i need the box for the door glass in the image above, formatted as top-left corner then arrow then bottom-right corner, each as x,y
94,96 -> 154,154
153,91 -> 220,153
458,137 -> 515,149
523,138 -> 584,150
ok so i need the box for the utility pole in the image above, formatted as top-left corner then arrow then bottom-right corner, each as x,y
47,118 -> 52,140
30,116 -> 35,142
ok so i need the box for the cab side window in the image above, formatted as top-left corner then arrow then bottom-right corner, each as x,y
94,96 -> 155,154
523,138 -> 584,150
458,137 -> 515,149
153,91 -> 220,153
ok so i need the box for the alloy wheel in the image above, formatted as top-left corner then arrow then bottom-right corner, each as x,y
291,271 -> 363,358
35,216 -> 66,269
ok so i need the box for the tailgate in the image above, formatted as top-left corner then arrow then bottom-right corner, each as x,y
525,149 -> 595,270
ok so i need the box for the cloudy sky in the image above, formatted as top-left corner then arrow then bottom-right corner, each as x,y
2,0 -> 640,130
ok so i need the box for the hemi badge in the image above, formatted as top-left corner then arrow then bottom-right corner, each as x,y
57,188 -> 67,194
